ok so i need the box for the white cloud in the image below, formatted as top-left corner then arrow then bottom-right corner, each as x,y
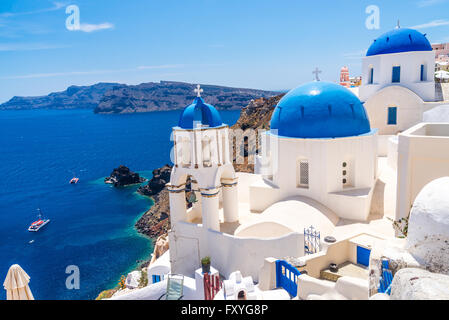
410,19 -> 449,29
77,22 -> 114,33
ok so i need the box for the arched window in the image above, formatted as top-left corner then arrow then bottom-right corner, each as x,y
368,67 -> 374,84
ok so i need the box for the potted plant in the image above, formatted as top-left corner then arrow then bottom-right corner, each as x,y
201,256 -> 211,274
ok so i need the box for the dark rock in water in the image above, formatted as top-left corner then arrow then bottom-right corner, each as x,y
137,164 -> 172,196
105,165 -> 146,187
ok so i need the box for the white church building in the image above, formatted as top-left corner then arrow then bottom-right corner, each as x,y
161,25 -> 449,296
167,80 -> 384,280
359,27 -> 447,155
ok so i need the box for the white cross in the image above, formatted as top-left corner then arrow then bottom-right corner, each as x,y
313,67 -> 322,81
194,84 -> 203,97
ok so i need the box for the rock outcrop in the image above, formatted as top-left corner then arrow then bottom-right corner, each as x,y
137,165 -> 172,196
407,177 -> 449,275
390,268 -> 449,300
94,81 -> 278,114
105,165 -> 146,187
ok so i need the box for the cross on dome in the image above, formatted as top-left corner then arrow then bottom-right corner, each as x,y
312,67 -> 322,81
194,84 -> 204,97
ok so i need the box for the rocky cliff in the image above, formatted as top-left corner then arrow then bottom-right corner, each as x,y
94,81 -> 278,114
0,83 -> 124,110
231,94 -> 284,173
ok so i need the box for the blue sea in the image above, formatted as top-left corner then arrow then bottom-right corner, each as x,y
0,109 -> 240,300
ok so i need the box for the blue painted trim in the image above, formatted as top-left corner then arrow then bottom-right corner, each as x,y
276,260 -> 301,298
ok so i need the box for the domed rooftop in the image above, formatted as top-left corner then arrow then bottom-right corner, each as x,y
270,81 -> 371,139
178,97 -> 223,129
366,28 -> 432,56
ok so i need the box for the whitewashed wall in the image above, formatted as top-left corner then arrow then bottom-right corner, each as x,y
169,221 -> 304,281
359,51 -> 435,102
363,86 -> 425,136
396,123 -> 449,221
254,133 -> 378,221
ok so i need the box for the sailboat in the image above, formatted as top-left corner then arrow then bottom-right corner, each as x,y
28,208 -> 50,232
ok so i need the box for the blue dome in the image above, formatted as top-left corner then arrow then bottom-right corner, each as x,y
270,82 -> 371,139
366,28 -> 432,56
178,97 -> 223,129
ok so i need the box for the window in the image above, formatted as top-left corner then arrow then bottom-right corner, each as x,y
342,160 -> 355,188
392,66 -> 401,83
420,64 -> 426,81
368,67 -> 374,84
297,160 -> 309,188
388,107 -> 397,125
152,275 -> 161,283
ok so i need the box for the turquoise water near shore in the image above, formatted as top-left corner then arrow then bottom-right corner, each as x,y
0,109 -> 240,300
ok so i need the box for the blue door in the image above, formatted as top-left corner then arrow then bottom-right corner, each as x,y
357,246 -> 371,267
276,260 -> 301,297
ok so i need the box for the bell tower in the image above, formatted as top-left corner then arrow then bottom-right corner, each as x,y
168,85 -> 238,232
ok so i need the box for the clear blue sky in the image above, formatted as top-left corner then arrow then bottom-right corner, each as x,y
1,0 -> 448,103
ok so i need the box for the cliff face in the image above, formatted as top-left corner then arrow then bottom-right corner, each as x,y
0,83 -> 124,110
231,94 -> 284,173
135,94 -> 283,239
232,94 -> 284,131
94,81 -> 278,114
137,165 -> 172,197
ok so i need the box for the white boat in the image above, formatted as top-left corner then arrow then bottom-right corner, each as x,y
28,209 -> 50,232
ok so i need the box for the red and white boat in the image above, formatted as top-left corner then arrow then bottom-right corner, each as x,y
28,209 -> 50,232
70,177 -> 79,184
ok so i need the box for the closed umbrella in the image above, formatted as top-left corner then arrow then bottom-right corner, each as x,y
3,264 -> 34,300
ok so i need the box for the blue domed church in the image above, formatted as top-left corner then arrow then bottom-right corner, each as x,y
359,27 -> 436,154
254,81 -> 378,221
